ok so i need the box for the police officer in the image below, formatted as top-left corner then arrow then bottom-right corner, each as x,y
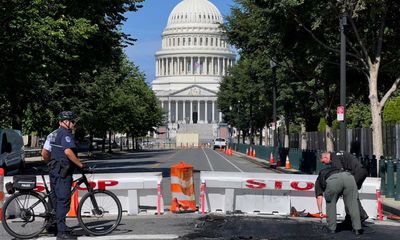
48,111 -> 85,240
320,151 -> 369,224
315,166 -> 363,235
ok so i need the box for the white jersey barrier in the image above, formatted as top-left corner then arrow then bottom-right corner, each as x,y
200,171 -> 380,219
3,172 -> 164,215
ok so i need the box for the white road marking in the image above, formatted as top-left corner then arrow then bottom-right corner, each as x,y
202,148 -> 215,171
36,234 -> 180,240
213,150 -> 244,172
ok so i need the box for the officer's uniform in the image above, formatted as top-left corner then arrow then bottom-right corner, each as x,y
315,167 -> 361,232
331,152 -> 368,221
49,127 -> 77,234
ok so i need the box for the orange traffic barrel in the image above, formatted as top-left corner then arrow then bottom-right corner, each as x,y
170,162 -> 196,212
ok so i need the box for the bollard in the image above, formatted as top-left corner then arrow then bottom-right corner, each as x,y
395,160 -> 400,201
386,158 -> 395,198
379,158 -> 386,195
371,155 -> 378,177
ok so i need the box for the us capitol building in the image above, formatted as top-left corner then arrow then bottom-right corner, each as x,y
152,0 -> 236,142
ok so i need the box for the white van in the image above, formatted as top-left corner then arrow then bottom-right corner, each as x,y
0,129 -> 25,175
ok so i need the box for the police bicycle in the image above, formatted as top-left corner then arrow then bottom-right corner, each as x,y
1,167 -> 122,239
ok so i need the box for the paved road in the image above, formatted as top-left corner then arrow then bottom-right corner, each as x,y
78,148 -> 273,206
3,148 -> 399,239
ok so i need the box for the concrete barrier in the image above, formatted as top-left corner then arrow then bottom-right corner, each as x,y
3,172 -> 164,215
200,171 -> 380,219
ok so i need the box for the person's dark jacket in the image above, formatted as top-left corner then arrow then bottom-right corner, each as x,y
315,167 -> 343,197
331,152 -> 368,189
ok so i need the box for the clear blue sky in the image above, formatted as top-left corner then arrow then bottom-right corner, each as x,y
122,0 -> 235,84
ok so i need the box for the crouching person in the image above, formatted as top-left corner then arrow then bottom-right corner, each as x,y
315,166 -> 363,235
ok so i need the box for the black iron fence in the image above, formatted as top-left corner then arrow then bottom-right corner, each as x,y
282,124 -> 400,158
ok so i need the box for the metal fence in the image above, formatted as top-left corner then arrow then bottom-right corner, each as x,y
283,124 -> 400,158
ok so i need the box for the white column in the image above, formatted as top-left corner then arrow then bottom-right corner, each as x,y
222,58 -> 226,76
211,57 -> 214,75
190,100 -> 193,123
175,100 -> 178,122
177,57 -> 180,75
168,101 -> 171,122
198,100 -> 201,123
183,101 -> 186,122
155,59 -> 158,77
212,101 -> 215,123
205,100 -> 208,123
217,58 -> 220,75
184,57 -> 187,75
219,111 -> 222,123
161,100 -> 164,109
205,57 -> 208,75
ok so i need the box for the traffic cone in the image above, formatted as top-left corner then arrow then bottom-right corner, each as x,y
285,155 -> 291,169
269,152 -> 276,167
229,147 -> 232,156
246,148 -> 249,156
252,149 -> 256,157
67,182 -> 78,217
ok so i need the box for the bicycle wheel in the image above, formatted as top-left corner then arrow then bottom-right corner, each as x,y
1,191 -> 50,239
77,189 -> 122,236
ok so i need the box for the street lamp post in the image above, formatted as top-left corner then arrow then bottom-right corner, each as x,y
270,59 -> 277,147
339,12 -> 347,151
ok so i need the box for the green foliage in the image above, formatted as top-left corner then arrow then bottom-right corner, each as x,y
383,96 -> 400,124
0,0 -> 145,131
317,118 -> 326,132
347,102 -> 372,128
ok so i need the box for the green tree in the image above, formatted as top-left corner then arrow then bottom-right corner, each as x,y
347,102 -> 371,128
383,96 -> 400,124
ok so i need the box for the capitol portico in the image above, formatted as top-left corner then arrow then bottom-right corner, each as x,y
152,0 -> 236,140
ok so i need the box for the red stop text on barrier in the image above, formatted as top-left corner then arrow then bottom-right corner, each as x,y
98,180 -> 118,190
290,181 -> 314,191
246,179 -> 266,189
34,180 -> 119,192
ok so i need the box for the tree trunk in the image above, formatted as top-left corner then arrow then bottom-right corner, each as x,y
300,123 -> 307,150
369,64 -> 383,159
325,124 -> 334,152
284,120 -> 290,148
259,128 -> 263,145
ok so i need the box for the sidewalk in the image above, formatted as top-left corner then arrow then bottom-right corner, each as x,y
232,149 -> 400,218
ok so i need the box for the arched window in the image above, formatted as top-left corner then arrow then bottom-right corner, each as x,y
206,38 -> 208,46
211,38 -> 213,46
188,37 -> 191,46
200,38 -> 203,46
194,37 -> 197,46
183,38 -> 186,46
177,38 -> 180,46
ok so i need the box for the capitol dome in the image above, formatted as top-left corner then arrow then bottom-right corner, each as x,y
152,0 -> 236,140
167,0 -> 223,27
